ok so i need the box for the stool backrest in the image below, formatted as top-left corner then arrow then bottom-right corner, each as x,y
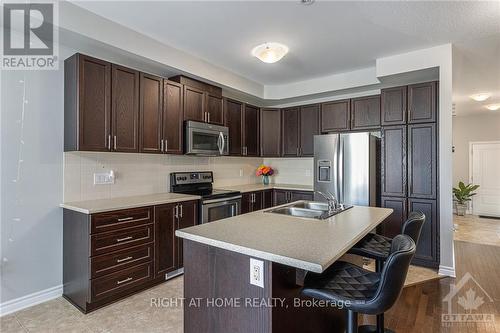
402,211 -> 426,246
369,235 -> 416,313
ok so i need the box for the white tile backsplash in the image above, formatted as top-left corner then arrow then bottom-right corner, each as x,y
263,158 -> 314,186
63,152 -> 264,202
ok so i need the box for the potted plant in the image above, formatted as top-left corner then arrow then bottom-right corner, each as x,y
256,165 -> 274,185
453,182 -> 480,216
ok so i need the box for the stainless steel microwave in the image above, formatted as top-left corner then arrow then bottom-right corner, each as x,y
185,121 -> 229,156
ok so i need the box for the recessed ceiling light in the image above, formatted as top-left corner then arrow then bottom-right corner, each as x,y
470,93 -> 491,102
485,104 -> 500,111
300,0 -> 315,5
251,42 -> 289,64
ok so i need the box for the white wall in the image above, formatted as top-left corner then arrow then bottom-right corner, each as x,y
452,114 -> 500,186
64,153 -> 263,202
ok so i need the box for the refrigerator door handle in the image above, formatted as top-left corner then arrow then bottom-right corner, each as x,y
338,136 -> 344,204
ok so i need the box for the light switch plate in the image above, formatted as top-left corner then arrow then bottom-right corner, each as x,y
93,170 -> 115,185
250,258 -> 264,288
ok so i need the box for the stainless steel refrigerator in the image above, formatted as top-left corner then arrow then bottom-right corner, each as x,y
314,132 -> 380,206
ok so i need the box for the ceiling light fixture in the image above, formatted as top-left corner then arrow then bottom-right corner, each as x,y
485,104 -> 500,111
251,42 -> 289,64
470,93 -> 491,102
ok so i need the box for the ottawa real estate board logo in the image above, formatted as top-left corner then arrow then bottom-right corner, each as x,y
2,1 -> 59,70
442,272 -> 494,327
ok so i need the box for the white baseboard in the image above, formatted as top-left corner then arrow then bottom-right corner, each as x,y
0,285 -> 63,317
438,265 -> 456,278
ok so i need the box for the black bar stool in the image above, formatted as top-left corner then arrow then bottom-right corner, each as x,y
348,211 -> 426,272
301,235 -> 416,333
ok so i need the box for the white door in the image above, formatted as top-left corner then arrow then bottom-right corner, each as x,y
471,142 -> 500,217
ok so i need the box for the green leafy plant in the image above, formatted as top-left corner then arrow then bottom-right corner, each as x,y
453,182 -> 480,205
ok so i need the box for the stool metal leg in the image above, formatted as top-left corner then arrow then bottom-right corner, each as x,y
358,312 -> 395,333
375,259 -> 383,272
346,310 -> 358,333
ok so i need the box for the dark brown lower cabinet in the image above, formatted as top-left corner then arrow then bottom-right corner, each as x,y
241,191 -> 264,214
273,190 -> 288,206
63,200 -> 198,313
380,196 -> 407,239
408,198 -> 439,268
273,189 -> 314,206
262,190 -> 273,209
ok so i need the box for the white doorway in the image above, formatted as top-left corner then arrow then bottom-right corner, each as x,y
470,141 -> 500,217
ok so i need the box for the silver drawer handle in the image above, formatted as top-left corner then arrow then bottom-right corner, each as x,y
117,217 -> 134,222
117,277 -> 132,285
116,256 -> 133,263
116,236 -> 133,242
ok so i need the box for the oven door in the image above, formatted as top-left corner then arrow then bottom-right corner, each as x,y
186,126 -> 229,156
201,196 -> 241,224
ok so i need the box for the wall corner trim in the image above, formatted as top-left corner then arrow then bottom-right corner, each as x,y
0,285 -> 63,317
438,265 -> 456,278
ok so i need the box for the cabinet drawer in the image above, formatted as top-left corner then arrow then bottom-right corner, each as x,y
91,207 -> 152,234
91,224 -> 153,256
90,243 -> 153,278
91,262 -> 152,302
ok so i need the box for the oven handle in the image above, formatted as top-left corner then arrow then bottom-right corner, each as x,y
203,195 -> 242,205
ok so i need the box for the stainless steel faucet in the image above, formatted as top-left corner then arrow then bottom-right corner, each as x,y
315,190 -> 339,212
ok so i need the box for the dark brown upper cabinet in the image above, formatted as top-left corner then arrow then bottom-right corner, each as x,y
111,65 -> 140,153
206,93 -> 224,125
381,86 -> 407,125
183,85 -> 205,122
224,98 -> 243,156
260,108 -> 281,157
282,107 -> 300,157
244,104 -> 260,156
320,99 -> 350,132
351,95 -> 381,130
408,123 -> 437,199
163,80 -> 184,154
139,73 -> 163,154
65,54 -> 111,152
381,125 -> 407,198
299,104 -> 320,156
408,82 -> 437,124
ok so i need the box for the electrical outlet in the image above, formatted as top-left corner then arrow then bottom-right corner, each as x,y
94,170 -> 115,185
239,169 -> 244,177
250,258 -> 264,288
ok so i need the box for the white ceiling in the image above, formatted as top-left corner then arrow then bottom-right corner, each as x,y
73,1 -> 500,86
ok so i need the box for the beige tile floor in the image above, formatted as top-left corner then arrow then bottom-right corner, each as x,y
4,214 -> 496,333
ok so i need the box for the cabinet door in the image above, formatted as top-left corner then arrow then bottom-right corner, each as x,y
282,107 -> 300,157
262,190 -> 273,209
273,190 -> 288,205
176,201 -> 198,268
351,95 -> 381,130
183,85 -> 205,122
154,204 -> 177,277
206,93 -> 224,125
408,123 -> 437,199
78,55 -> 111,151
163,80 -> 184,154
244,104 -> 260,156
381,86 -> 407,125
380,197 -> 407,239
408,82 -> 437,124
260,108 -> 281,157
299,104 -> 320,156
240,193 -> 251,214
408,198 -> 438,268
253,191 -> 264,211
381,125 -> 407,197
139,73 -> 163,153
290,191 -> 314,202
111,64 -> 140,152
320,99 -> 350,132
224,98 -> 243,156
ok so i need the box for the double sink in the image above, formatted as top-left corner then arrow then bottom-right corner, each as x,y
265,200 -> 352,220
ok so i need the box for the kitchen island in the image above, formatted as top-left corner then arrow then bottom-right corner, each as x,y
176,204 -> 392,333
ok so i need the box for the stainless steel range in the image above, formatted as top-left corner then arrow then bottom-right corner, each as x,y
170,171 -> 241,224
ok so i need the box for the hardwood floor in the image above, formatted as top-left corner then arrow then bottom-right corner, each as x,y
361,215 -> 500,332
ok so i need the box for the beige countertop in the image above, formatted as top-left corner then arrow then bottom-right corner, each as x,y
60,193 -> 201,214
176,204 -> 392,273
220,183 -> 313,193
